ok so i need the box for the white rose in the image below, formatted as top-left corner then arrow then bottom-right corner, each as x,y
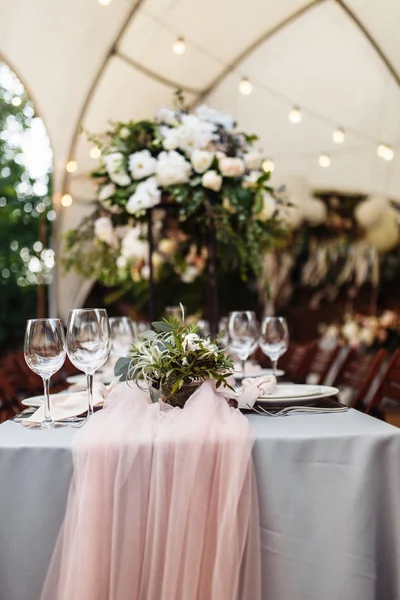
179,114 -> 216,154
103,152 -> 131,187
161,126 -> 182,151
94,217 -> 116,247
191,150 -> 214,174
126,177 -> 161,214
119,127 -> 130,139
242,170 -> 261,188
219,157 -> 245,178
183,332 -> 202,351
157,108 -> 178,126
195,105 -> 235,131
244,151 -> 261,171
121,228 -> 148,260
202,170 -> 222,192
98,183 -> 116,201
156,151 -> 192,187
257,193 -> 276,221
128,150 -> 157,180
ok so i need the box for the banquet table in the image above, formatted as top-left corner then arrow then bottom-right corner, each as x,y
0,410 -> 399,600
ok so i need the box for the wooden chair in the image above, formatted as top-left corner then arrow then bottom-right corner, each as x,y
366,349 -> 400,414
305,343 -> 340,385
332,348 -> 388,408
279,342 -> 317,383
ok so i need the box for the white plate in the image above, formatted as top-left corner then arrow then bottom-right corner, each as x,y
66,372 -> 114,385
21,393 -> 72,408
236,368 -> 285,378
258,384 -> 339,405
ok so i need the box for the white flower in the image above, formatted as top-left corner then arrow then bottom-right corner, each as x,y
183,332 -> 202,352
98,183 -> 116,201
181,265 -> 200,283
195,105 -> 235,131
257,193 -> 276,221
119,127 -> 131,139
157,108 -> 178,126
129,150 -> 157,180
202,170 -> 222,192
140,265 -> 150,280
126,177 -> 161,214
355,196 -> 388,230
242,170 -> 261,188
121,227 -> 148,260
191,150 -> 214,174
161,116 -> 216,155
244,151 -> 261,171
156,151 -> 192,187
116,255 -> 127,270
94,217 -> 116,247
161,126 -> 182,151
103,152 -> 131,187
219,157 -> 245,178
158,238 -> 177,254
342,321 -> 359,341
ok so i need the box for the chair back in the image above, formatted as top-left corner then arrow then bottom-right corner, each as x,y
366,349 -> 400,413
279,342 -> 317,383
306,343 -> 340,385
333,348 -> 388,407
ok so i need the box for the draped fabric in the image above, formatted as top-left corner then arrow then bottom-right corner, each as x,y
41,381 -> 261,600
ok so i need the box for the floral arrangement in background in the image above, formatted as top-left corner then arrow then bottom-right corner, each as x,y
115,307 -> 233,407
64,95 -> 288,303
322,310 -> 400,352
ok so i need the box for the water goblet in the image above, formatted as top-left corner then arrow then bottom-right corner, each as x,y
109,316 -> 137,358
66,309 -> 111,418
227,311 -> 259,377
24,318 -> 66,429
259,316 -> 289,376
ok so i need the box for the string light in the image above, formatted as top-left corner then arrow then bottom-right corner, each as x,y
172,38 -> 186,55
66,160 -> 77,173
239,77 -> 253,95
319,153 -> 331,168
333,127 -> 345,143
288,106 -> 302,124
98,0 -> 112,5
90,146 -> 101,159
61,194 -> 73,207
262,158 -> 275,172
377,143 -> 394,161
11,97 -> 21,106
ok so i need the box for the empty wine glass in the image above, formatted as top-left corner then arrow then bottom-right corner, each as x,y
227,311 -> 259,377
259,316 -> 289,376
66,309 -> 111,418
24,319 -> 66,429
109,317 -> 137,357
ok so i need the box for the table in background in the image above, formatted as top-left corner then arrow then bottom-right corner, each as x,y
0,410 -> 399,600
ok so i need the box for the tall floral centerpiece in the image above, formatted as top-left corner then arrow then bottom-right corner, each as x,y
64,95 -> 288,317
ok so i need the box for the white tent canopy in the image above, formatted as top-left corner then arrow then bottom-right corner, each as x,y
1,0 -> 400,316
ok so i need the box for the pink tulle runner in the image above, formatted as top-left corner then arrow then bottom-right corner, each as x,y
41,381 -> 261,600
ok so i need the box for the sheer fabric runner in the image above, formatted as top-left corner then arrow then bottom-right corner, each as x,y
41,381 -> 261,600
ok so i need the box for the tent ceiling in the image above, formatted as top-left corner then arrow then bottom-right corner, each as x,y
1,0 -> 400,314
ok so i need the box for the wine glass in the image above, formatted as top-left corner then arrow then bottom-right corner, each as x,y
259,316 -> 289,376
227,311 -> 259,377
109,317 -> 137,357
66,309 -> 111,418
24,319 -> 66,429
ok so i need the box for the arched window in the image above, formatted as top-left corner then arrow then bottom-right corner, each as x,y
0,61 -> 53,348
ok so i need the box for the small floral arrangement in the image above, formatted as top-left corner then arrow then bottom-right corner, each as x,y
115,306 -> 234,407
64,94 -> 288,297
322,310 -> 400,352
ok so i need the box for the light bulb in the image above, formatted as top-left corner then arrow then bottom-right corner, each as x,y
262,158 -> 275,173
90,146 -> 101,159
377,143 -> 394,161
319,153 -> 331,168
98,0 -> 112,5
239,77 -> 253,95
66,160 -> 77,173
173,38 -> 186,55
12,97 -> 22,106
333,128 -> 345,144
288,106 -> 302,124
61,194 -> 73,207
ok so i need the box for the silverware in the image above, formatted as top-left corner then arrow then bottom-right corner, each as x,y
246,403 -> 348,416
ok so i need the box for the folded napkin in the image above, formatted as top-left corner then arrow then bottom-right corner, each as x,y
216,375 -> 277,409
27,382 -> 118,423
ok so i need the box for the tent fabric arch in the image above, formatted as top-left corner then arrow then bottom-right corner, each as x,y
1,0 -> 400,316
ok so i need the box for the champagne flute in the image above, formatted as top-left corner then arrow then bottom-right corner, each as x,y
24,319 -> 66,429
259,316 -> 289,376
66,309 -> 111,418
109,316 -> 137,357
227,311 -> 259,377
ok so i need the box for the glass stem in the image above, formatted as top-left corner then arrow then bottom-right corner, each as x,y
271,359 -> 278,377
87,373 -> 94,418
241,359 -> 246,377
42,377 -> 52,426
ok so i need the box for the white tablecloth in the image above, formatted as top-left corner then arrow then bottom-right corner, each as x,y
0,410 -> 399,600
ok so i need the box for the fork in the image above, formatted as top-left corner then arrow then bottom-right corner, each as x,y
247,404 -> 348,416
